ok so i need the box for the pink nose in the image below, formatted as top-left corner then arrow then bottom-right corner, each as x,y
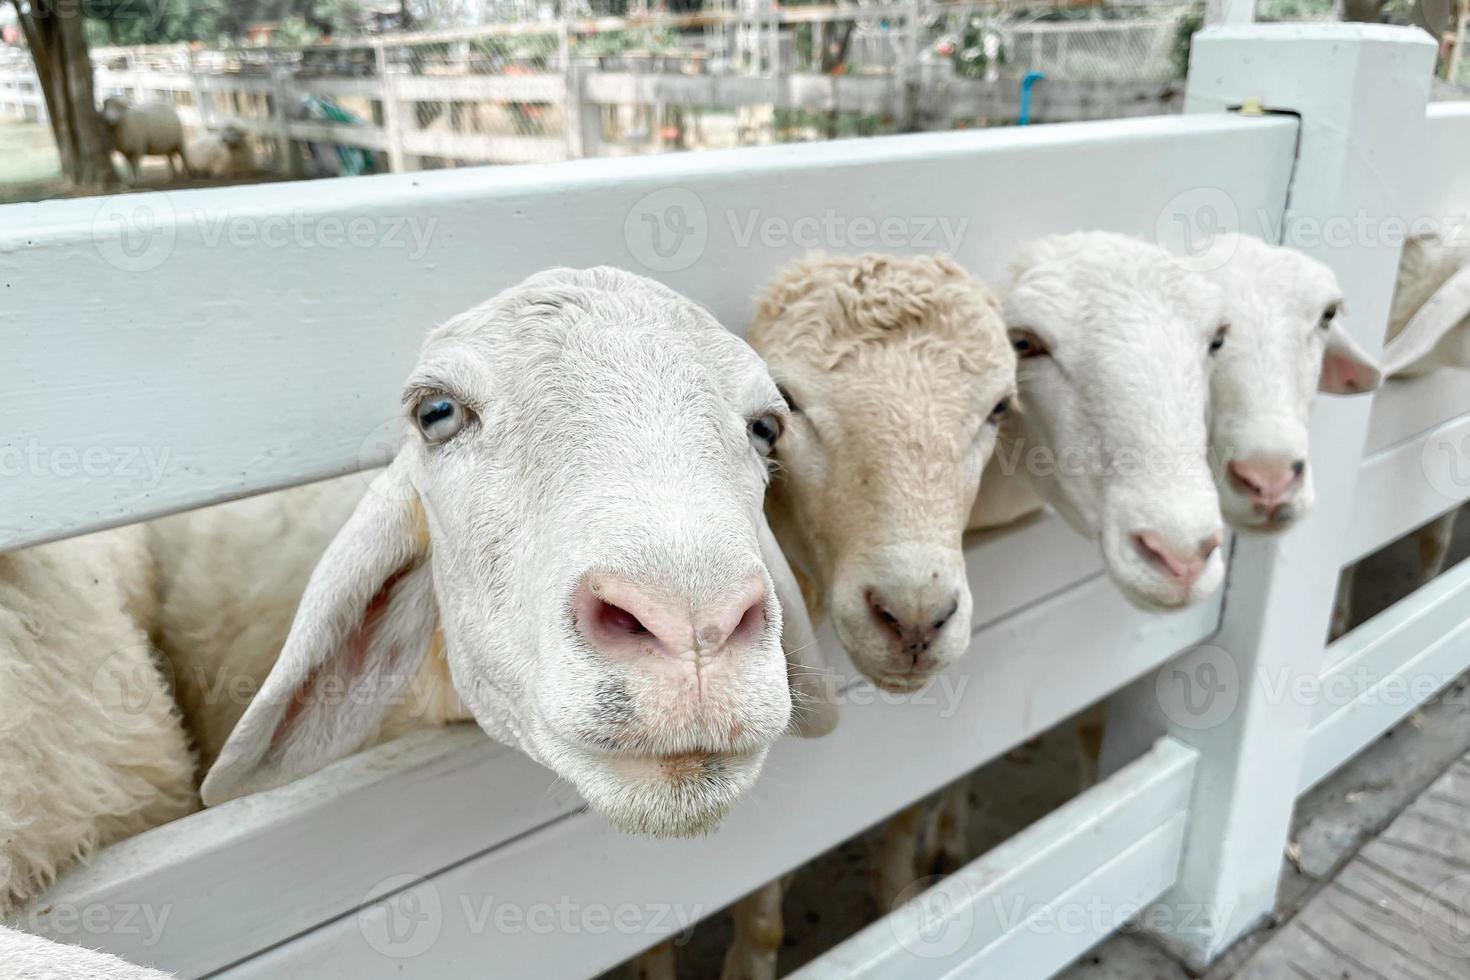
574,572 -> 767,660
1131,529 -> 1223,590
1227,456 -> 1305,516
865,587 -> 961,669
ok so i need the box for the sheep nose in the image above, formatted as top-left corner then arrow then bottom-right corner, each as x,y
1227,456 -> 1306,516
865,587 -> 961,663
1131,529 -> 1222,590
575,572 -> 767,661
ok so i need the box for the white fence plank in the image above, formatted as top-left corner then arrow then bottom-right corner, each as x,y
1300,556 -> 1470,792
0,113 -> 1296,551
24,524 -> 1222,975
790,739 -> 1196,980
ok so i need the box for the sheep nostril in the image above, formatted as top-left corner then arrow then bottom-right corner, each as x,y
932,598 -> 960,631
1200,531 -> 1223,562
597,600 -> 649,637
1292,459 -> 1306,478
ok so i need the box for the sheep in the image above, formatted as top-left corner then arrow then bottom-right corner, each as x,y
150,267 -> 839,842
871,233 -> 1237,920
183,125 -> 255,180
100,97 -> 186,184
1198,233 -> 1381,533
0,925 -> 173,978
978,231 -> 1231,609
700,254 -> 1015,980
0,526 -> 196,916
1331,233 -> 1470,637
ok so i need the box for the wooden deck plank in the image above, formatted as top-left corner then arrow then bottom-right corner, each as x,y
1235,750 -> 1470,977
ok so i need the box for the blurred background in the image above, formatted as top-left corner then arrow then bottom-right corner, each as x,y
1,0 -> 1466,205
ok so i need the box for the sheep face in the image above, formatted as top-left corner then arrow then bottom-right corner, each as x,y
1204,234 -> 1379,532
202,268 -> 829,837
100,96 -> 128,127
1004,232 -> 1227,610
751,255 -> 1015,692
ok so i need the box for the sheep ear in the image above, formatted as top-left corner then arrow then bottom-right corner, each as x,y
1319,321 -> 1382,394
758,514 -> 839,738
1381,266 -> 1470,377
201,457 -> 438,806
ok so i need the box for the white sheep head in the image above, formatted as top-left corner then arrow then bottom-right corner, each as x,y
202,267 -> 837,838
1201,233 -> 1380,531
99,96 -> 129,126
749,254 -> 1016,691
1003,232 -> 1227,610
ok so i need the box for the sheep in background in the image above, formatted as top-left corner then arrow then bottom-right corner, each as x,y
710,254 -> 1016,980
184,125 -> 255,180
100,97 -> 186,184
1333,233 -> 1470,636
0,527 -> 196,917
155,267 -> 838,839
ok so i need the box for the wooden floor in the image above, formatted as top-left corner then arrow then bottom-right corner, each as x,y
1235,754 -> 1470,980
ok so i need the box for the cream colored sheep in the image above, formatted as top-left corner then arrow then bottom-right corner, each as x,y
700,254 -> 1015,980
101,97 -> 186,184
0,526 -> 196,917
184,126 -> 255,180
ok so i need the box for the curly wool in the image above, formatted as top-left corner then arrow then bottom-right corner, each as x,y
0,527 -> 196,917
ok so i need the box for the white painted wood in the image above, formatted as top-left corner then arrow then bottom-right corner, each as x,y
0,112 -> 1295,552
27,532 -> 1222,976
1100,24 -> 1439,972
789,739 -> 1197,980
1345,395 -> 1470,565
1301,556 -> 1470,792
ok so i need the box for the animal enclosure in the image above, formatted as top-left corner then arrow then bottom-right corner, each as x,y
0,21 -> 1466,980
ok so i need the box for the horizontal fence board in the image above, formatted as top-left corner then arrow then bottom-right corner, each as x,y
399,129 -> 566,163
1345,400 -> 1470,565
396,73 -> 565,103
788,738 -> 1195,979
1417,103 -> 1470,225
0,113 -> 1295,550
28,530 -> 1221,976
1300,556 -> 1470,792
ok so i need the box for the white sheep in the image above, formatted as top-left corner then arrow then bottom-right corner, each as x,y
157,267 -> 838,839
183,125 -> 255,179
1197,233 -> 1380,532
1332,233 -> 1470,636
100,97 -> 186,184
700,253 -> 1015,980
0,924 -> 173,979
977,231 -> 1231,608
0,526 -> 196,917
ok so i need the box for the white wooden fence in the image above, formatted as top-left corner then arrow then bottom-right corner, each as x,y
0,7 -> 1188,173
0,21 -> 1463,980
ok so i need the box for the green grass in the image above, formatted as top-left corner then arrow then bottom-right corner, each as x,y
0,115 -> 66,204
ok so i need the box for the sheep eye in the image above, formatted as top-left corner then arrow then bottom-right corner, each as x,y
1320,303 -> 1340,329
1010,329 -> 1048,359
413,393 -> 467,444
1209,324 -> 1229,354
749,413 -> 783,456
988,397 -> 1011,423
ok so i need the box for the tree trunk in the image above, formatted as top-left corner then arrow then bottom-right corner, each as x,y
12,0 -> 115,191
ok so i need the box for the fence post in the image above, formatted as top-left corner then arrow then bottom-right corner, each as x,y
1100,23 -> 1436,972
186,47 -> 210,131
269,58 -> 301,179
563,60 -> 600,160
375,40 -> 406,173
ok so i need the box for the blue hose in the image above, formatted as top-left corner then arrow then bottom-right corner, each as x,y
1018,70 -> 1046,126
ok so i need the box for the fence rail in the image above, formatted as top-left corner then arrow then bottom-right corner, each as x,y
1,22 -> 1465,980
